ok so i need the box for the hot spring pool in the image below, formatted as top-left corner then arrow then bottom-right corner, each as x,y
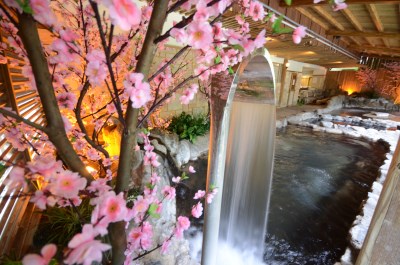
178,125 -> 389,264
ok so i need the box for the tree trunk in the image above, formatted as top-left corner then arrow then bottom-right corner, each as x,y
111,1 -> 170,264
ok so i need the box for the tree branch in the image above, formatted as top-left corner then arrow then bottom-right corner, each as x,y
17,12 -> 92,181
74,82 -> 110,158
0,108 -> 48,133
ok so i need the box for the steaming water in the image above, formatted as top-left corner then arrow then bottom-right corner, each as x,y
183,126 -> 387,265
218,100 -> 275,263
265,126 -> 387,264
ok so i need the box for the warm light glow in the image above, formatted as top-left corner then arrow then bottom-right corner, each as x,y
265,37 -> 274,42
303,51 -> 316,55
342,87 -> 360,95
102,128 -> 121,157
86,166 -> 97,174
285,62 -> 290,68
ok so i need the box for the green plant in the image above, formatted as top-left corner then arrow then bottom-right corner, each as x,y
33,198 -> 93,248
167,112 -> 210,143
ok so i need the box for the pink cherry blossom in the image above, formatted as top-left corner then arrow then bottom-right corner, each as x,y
247,1 -> 265,21
162,186 -> 176,200
5,166 -> 27,190
124,72 -> 152,108
74,139 -> 86,151
5,127 -> 25,151
65,224 -> 111,265
22,244 -> 57,265
49,170 -> 87,199
254,29 -> 266,49
104,0 -> 142,31
188,166 -> 196,173
269,13 -> 277,23
174,216 -> 190,238
191,202 -> 203,218
180,84 -> 198,105
85,50 -> 108,87
98,191 -> 128,222
172,176 -> 181,183
132,196 -> 150,215
30,0 -> 57,27
292,26 -> 307,44
30,190 -> 55,210
333,1 -> 348,11
186,22 -> 213,50
127,221 -> 153,251
28,156 -> 63,180
170,28 -> 188,45
193,2 -> 210,22
4,0 -> 22,13
194,190 -> 206,200
57,92 -> 77,110
87,148 -> 102,161
106,103 -> 117,114
161,239 -> 171,254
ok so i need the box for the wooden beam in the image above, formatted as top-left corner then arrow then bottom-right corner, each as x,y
341,8 -> 363,31
313,6 -> 345,30
280,0 -> 400,7
366,4 -> 384,32
366,3 -> 390,47
326,30 -> 400,38
340,8 -> 373,46
295,7 -> 350,45
353,45 -> 400,53
296,7 -> 329,30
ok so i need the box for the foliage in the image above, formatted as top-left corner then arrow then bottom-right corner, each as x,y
167,112 -> 210,143
34,198 -> 94,248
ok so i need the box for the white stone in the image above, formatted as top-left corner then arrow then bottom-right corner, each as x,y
189,134 -> 209,161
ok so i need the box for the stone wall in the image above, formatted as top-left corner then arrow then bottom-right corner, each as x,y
151,45 -> 209,120
298,87 -> 325,104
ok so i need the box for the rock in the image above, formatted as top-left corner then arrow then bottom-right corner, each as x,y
189,134 -> 209,161
320,121 -> 333,128
174,140 -> 191,168
321,114 -> 333,121
151,139 -> 168,155
151,131 -> 180,155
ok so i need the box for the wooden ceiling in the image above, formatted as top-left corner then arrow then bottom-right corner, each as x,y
223,0 -> 400,68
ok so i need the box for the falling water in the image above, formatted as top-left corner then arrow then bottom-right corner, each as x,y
217,100 -> 276,264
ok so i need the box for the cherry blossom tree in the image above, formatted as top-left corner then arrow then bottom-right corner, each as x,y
356,67 -> 379,93
0,0 -> 312,264
381,62 -> 400,103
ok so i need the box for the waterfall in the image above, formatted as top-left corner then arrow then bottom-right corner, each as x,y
202,49 -> 276,265
217,101 -> 275,264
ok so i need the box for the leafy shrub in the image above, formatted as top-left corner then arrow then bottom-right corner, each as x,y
167,112 -> 210,143
34,198 -> 93,248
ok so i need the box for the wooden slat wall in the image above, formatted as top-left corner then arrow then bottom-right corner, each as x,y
0,32 -> 45,258
324,70 -> 362,94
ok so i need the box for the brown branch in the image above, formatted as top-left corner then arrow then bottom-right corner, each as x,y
155,0 -> 220,43
167,0 -> 189,14
0,108 -> 48,133
148,45 -> 189,82
74,82 -> 110,158
17,12 -> 92,181
89,1 -> 125,126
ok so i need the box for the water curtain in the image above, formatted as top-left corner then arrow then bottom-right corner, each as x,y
202,48 -> 277,265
